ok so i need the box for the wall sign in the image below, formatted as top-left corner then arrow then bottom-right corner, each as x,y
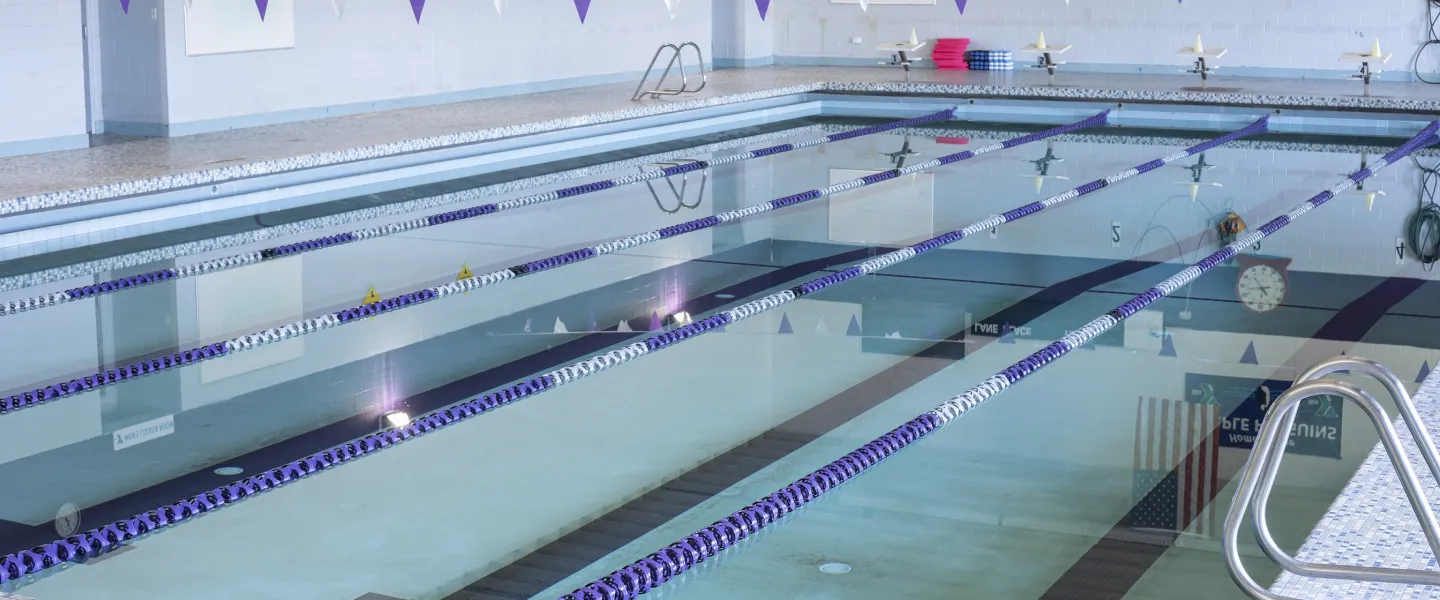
1187,373 -> 1342,459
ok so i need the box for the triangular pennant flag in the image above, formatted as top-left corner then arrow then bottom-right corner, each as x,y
573,0 -> 591,22
755,0 -> 770,20
410,0 -> 425,22
457,264 -> 474,280
1420,360 -> 1433,384
1159,332 -> 1177,357
859,0 -> 870,10
885,331 -> 902,339
649,311 -> 662,331
523,317 -> 532,333
999,322 -> 1016,344
256,0 -> 269,20
1240,341 -> 1259,365
554,317 -> 569,334
618,320 -> 633,332
663,0 -> 678,18
815,316 -> 830,335
494,0 -> 506,16
846,315 -> 862,336
956,0 -> 968,13
778,313 -> 794,334
332,0 -> 345,19
362,287 -> 382,305
121,0 -> 131,13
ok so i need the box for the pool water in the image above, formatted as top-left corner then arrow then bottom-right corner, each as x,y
1,113 -> 1437,600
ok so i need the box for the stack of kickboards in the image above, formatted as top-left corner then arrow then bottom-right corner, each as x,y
965,49 -> 1014,71
932,38 -> 971,69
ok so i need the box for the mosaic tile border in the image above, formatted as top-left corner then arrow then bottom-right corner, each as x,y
1270,368 -> 1440,599
819,124 -> 1440,157
6,78 -> 1440,219
0,125 -> 823,294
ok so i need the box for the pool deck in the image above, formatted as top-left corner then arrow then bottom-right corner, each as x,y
5,65 -> 1440,218
1269,367 -> 1440,599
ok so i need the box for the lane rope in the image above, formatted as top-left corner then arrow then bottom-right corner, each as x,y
0,110 -> 1277,587
0,110 -> 960,316
561,120 -> 1440,600
0,111 -> 1113,418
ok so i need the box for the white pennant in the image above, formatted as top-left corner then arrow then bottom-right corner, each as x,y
331,0 -> 345,19
859,0 -> 870,10
554,317 -> 569,334
493,0 -> 506,16
663,0 -> 678,18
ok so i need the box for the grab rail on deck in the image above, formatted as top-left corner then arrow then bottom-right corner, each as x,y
1223,356 -> 1440,599
632,42 -> 708,101
642,159 -> 706,214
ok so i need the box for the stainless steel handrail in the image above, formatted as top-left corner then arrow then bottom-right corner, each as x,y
1222,356 -> 1440,599
632,42 -> 708,101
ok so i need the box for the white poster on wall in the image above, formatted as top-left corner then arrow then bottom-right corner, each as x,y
185,0 -> 296,57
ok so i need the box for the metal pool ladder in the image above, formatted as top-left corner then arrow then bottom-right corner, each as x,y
1222,356 -> 1440,599
632,42 -> 708,101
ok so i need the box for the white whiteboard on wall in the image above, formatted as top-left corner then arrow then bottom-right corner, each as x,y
832,0 -> 937,5
184,0 -> 295,57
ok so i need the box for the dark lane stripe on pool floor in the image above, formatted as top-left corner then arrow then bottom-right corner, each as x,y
1039,275 -> 1427,600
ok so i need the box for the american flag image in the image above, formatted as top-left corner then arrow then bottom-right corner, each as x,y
1129,396 -> 1223,537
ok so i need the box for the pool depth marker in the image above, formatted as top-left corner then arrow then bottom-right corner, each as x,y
0,109 -> 959,317
0,110 -> 1111,418
560,120 -> 1440,600
0,112 -> 1283,586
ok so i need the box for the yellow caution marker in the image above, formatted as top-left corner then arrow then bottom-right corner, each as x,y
457,264 -> 475,281
362,287 -> 382,305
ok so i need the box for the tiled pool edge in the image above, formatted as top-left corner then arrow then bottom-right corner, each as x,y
1269,366 -> 1440,599
8,78 -> 1440,219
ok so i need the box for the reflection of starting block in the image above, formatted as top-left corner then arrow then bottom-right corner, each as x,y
1341,39 -> 1393,96
1020,31 -> 1071,85
877,41 -> 927,82
1177,35 -> 1226,90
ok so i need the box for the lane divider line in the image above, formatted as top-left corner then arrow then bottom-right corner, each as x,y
0,111 -> 1111,418
0,110 -> 1272,587
0,110 -> 960,317
561,119 -> 1440,600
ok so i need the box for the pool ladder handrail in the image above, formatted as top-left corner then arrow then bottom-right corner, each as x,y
641,159 -> 706,214
1222,356 -> 1440,599
632,42 -> 708,101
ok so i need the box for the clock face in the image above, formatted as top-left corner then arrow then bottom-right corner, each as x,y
1237,264 -> 1287,313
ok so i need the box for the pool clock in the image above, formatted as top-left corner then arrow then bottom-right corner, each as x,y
1235,254 -> 1291,313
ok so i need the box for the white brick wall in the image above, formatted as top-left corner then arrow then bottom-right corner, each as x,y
772,0 -> 1434,74
0,0 -> 87,146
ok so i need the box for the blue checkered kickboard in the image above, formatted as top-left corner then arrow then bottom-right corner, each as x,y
966,50 -> 1014,71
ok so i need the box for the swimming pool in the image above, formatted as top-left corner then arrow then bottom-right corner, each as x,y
1,106 -> 1438,600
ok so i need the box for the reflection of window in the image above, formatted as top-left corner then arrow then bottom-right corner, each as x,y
827,169 -> 933,245
184,0 -> 295,57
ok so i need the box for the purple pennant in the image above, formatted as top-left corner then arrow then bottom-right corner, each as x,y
649,311 -> 662,331
846,315 -> 862,336
1240,341 -> 1258,365
777,313 -> 793,334
1419,360 -> 1432,384
573,0 -> 591,23
120,0 -> 130,13
755,0 -> 770,19
410,0 -> 425,22
1159,332 -> 1177,357
256,0 -> 268,20
955,0 -> 967,14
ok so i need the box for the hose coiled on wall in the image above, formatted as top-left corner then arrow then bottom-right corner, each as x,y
1409,157 -> 1440,269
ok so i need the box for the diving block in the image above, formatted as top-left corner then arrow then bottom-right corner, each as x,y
1341,39 -> 1393,96
1021,32 -> 1071,85
1177,35 -> 1226,90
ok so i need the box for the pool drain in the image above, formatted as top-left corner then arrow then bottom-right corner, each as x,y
819,562 -> 852,575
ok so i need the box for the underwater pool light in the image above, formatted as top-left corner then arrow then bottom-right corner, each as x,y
383,410 -> 412,429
